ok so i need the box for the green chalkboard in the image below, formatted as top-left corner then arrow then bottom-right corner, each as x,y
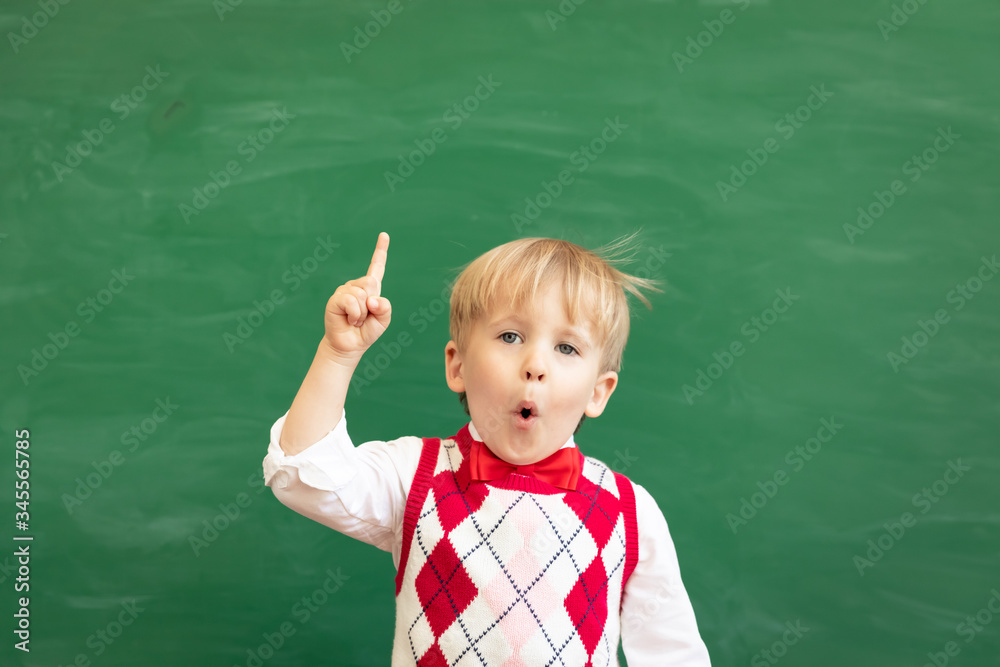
2,0 -> 998,665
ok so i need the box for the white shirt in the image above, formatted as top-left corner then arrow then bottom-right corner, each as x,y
262,409 -> 712,666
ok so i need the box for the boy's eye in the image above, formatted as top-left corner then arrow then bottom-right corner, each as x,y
500,332 -> 577,355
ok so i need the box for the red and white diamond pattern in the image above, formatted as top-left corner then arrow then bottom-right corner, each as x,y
392,432 -> 632,667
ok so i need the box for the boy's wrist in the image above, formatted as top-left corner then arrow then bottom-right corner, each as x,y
316,339 -> 362,369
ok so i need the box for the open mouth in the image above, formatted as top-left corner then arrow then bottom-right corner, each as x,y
514,401 -> 538,424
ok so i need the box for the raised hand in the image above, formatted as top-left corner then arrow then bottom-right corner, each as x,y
322,232 -> 392,360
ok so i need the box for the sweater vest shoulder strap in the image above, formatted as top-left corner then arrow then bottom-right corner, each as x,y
395,435 -> 441,595
611,469 -> 640,609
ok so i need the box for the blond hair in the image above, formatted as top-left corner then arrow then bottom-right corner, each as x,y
447,231 -> 665,430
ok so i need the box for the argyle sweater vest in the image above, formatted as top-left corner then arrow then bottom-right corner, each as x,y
392,425 -> 639,667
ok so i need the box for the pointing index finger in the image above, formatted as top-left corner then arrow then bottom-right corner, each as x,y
366,231 -> 389,292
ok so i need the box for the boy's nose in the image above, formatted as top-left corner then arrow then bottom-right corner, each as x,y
523,348 -> 547,381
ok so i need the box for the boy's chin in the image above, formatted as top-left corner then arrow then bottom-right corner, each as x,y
493,440 -> 563,466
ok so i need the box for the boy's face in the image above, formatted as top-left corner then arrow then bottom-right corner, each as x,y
444,281 -> 618,466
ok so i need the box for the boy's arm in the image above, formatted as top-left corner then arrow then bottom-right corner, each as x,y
278,342 -> 361,456
278,231 -> 390,456
262,231 -> 416,556
263,406 -> 421,562
620,483 -> 713,666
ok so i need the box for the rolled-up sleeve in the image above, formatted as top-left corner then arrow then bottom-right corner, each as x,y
262,409 -> 422,567
620,483 -> 712,666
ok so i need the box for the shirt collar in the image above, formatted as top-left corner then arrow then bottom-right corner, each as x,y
467,420 -> 577,450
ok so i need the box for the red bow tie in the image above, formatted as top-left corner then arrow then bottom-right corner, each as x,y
469,439 -> 581,491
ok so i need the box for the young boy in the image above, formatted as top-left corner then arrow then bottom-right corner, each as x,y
262,232 -> 712,666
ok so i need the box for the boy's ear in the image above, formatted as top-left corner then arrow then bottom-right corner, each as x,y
584,370 -> 618,418
444,340 -> 465,394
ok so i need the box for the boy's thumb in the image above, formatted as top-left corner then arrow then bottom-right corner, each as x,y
371,296 -> 391,321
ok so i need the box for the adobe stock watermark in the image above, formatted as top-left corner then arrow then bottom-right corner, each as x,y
726,417 -> 844,534
50,65 -> 170,184
682,288 -> 799,404
510,116 -> 628,232
55,599 -> 146,666
717,84 -> 834,202
529,448 -> 639,557
384,75 -> 501,192
349,240 -> 657,396
61,397 -> 179,515
349,278 -> 456,396
545,0 -> 588,30
233,568 -> 350,667
920,587 -> 1000,667
214,0 -> 246,21
340,0 -> 415,63
0,554 -> 19,586
348,256 -> 654,396
621,580 -> 688,634
877,0 -> 933,40
843,126 -> 959,244
853,459 -> 970,576
223,236 -> 340,352
672,0 -> 751,73
179,107 -> 295,223
886,255 -> 998,372
17,268 -> 136,386
633,244 -> 672,283
189,470 -> 272,556
750,620 -> 809,667
8,0 -> 72,54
